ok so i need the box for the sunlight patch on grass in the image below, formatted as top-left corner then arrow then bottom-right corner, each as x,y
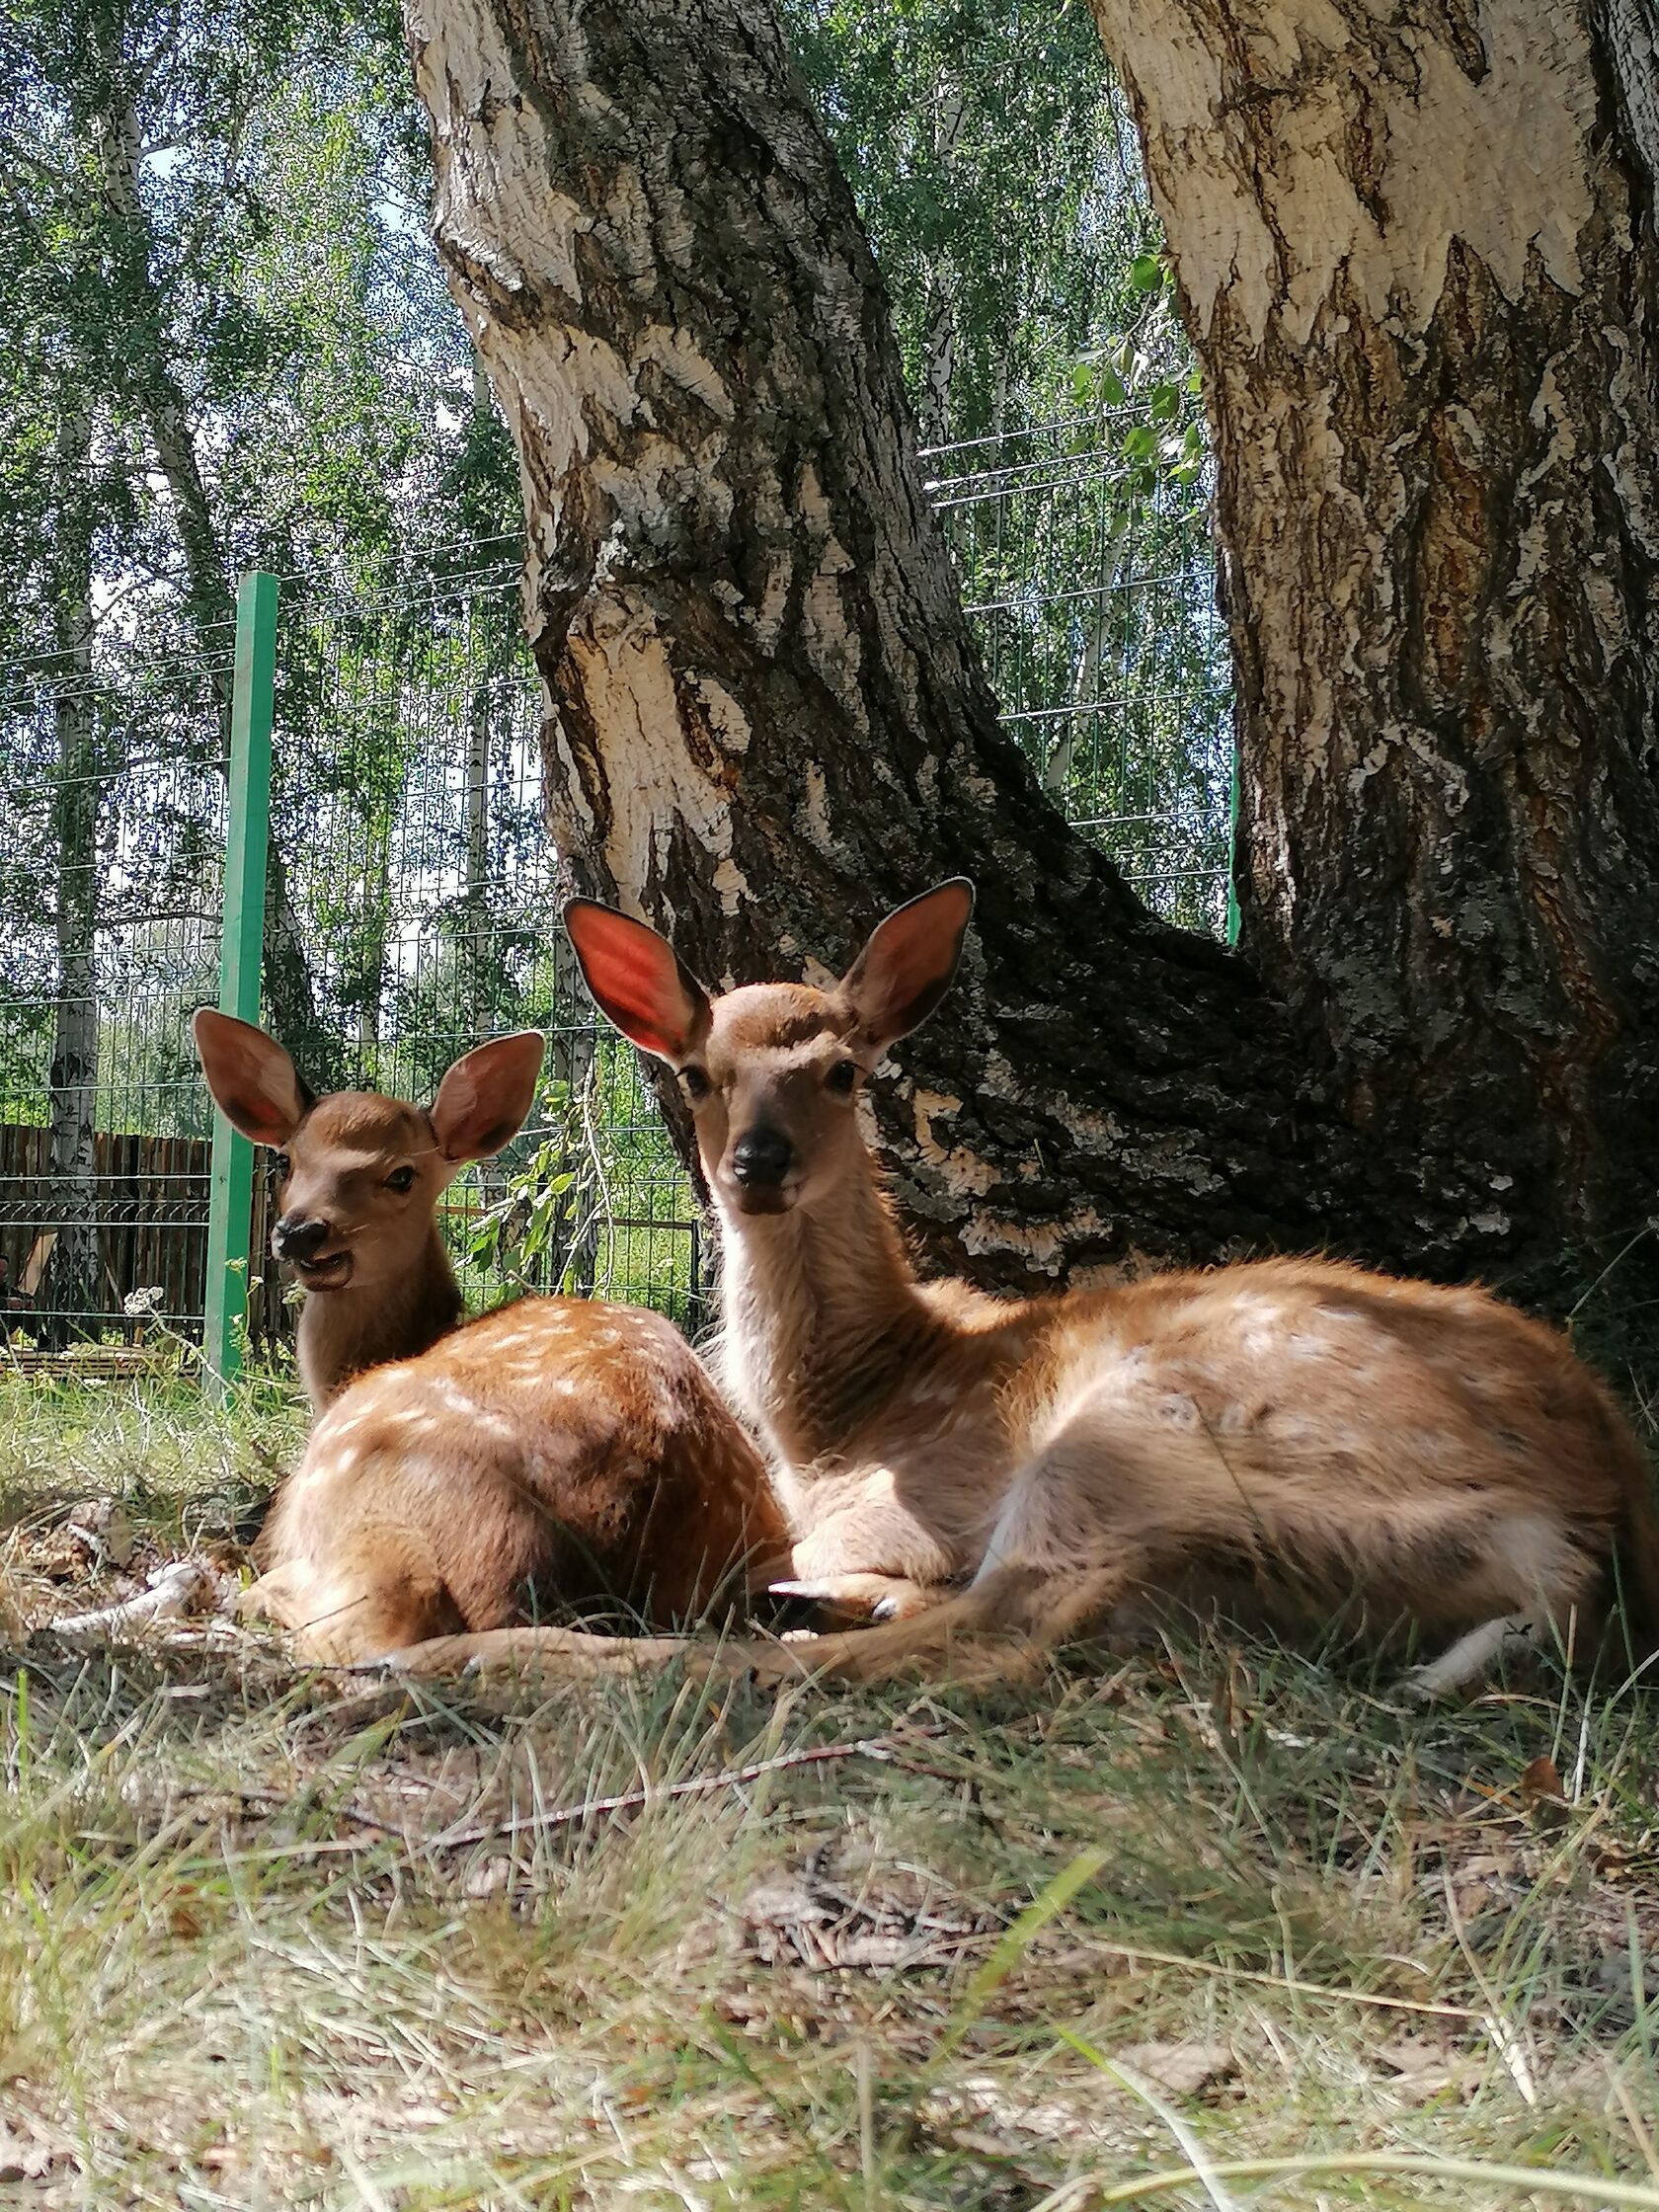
3,1376 -> 1659,2206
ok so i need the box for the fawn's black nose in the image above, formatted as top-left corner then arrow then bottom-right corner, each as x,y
731,1128 -> 794,1188
274,1214 -> 330,1261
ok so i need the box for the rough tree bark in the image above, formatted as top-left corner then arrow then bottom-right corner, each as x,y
406,0 -> 1647,1297
407,0 -> 1382,1288
1089,0 -> 1659,1294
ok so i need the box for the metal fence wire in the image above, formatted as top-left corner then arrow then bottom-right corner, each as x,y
0,623 -> 235,1348
0,414 -> 1229,1356
923,416 -> 1231,935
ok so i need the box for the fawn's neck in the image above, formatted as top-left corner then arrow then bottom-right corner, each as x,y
295,1223 -> 463,1412
717,1154 -> 945,1473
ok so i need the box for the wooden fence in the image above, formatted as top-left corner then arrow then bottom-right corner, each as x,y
0,1122 -> 697,1357
0,1123 -> 211,1337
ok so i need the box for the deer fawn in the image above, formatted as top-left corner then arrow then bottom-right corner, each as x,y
193,1009 -> 548,1410
191,1010 -> 789,1663
531,880 -> 1658,1695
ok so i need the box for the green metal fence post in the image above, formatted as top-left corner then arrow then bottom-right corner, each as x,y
203,573 -> 276,1390
1224,747 -> 1242,949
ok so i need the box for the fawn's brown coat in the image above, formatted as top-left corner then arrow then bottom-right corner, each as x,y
192,1012 -> 788,1662
533,882 -> 1659,1692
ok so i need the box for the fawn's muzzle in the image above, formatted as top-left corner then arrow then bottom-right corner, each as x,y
275,1212 -> 354,1288
731,1129 -> 794,1189
274,1215 -> 331,1260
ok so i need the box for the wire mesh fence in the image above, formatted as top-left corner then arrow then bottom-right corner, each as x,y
0,622 -> 235,1353
245,546 -> 706,1349
1,414 -> 1230,1358
922,412 -> 1231,934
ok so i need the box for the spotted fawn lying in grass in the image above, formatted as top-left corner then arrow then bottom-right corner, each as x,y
192,1010 -> 788,1663
520,880 -> 1657,1695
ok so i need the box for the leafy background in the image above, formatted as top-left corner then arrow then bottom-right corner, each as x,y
0,0 -> 1225,1337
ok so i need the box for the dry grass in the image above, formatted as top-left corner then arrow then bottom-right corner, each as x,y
4,1366 -> 1659,2209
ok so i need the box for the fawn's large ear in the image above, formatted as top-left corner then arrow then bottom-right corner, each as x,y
836,879 -> 975,1053
563,900 -> 712,1064
430,1032 -> 546,1162
191,1008 -> 313,1146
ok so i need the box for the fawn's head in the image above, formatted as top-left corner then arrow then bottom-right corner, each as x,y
565,881 -> 973,1221
191,1012 -> 545,1291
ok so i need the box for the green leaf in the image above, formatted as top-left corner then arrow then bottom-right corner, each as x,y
1130,252 -> 1165,292
928,1847 -> 1107,2073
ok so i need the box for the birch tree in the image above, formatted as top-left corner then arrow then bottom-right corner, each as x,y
1089,0 -> 1659,1301
41,407 -> 102,1336
407,0 -> 1371,1288
407,0 -> 1655,1304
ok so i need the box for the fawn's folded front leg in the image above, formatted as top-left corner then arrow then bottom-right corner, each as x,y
769,1571 -> 950,1622
727,1564 -> 1133,1686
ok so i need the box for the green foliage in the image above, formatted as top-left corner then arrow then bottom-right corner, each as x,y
1070,256 -> 1207,498
465,1083 -> 577,1278
0,0 -> 523,1187
784,0 -> 1188,446
0,0 -> 512,625
785,1 -> 1230,933
458,1036 -> 702,1326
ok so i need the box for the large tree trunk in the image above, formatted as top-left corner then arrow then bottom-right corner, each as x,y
1090,0 -> 1659,1299
407,0 -> 1398,1290
404,0 -> 1641,1297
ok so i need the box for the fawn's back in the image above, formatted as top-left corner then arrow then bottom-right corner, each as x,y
194,1005 -> 790,1663
254,1294 -> 788,1662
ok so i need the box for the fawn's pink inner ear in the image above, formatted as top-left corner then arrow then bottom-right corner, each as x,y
192,1008 -> 310,1145
844,880 -> 973,1045
566,903 -> 706,1061
432,1033 -> 545,1159
214,1073 -> 304,1146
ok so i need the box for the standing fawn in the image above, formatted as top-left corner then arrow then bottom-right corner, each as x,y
535,880 -> 1659,1695
192,1010 -> 789,1663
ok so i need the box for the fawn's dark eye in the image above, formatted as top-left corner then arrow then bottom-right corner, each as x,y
384,1165 -> 416,1192
826,1059 -> 858,1096
272,1154 -> 291,1180
682,1066 -> 711,1103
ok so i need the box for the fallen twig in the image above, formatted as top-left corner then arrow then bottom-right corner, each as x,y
1033,2151 -> 1659,2210
53,1560 -> 215,1642
201,1729 -> 949,1864
433,1731 -> 941,1849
